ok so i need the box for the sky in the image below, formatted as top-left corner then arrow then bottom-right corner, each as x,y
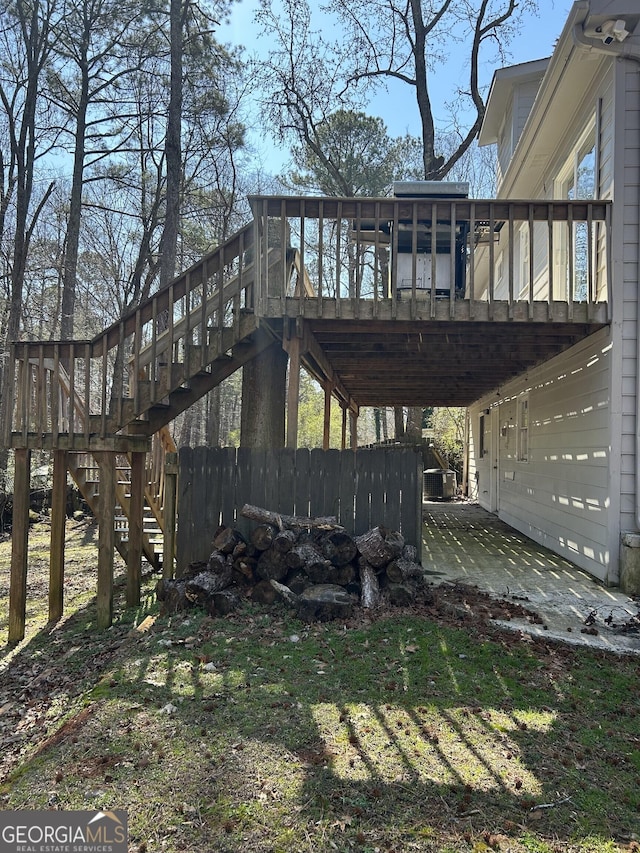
220,0 -> 575,175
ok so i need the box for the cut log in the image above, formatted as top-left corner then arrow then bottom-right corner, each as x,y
251,523 -> 277,551
273,529 -> 297,553
325,562 -> 356,587
402,544 -> 419,563
232,541 -> 257,559
233,555 -> 257,582
207,587 -> 241,616
385,556 -> 424,584
160,579 -> 191,613
241,503 -> 342,531
207,551 -> 230,574
256,548 -> 289,581
252,579 -> 277,604
270,580 -> 300,608
297,584 -> 353,622
213,526 -> 244,554
270,581 -> 353,622
180,560 -> 207,580
286,569 -> 311,595
185,566 -> 232,603
285,543 -> 331,582
320,530 -> 358,567
355,526 -> 404,569
359,558 -> 380,609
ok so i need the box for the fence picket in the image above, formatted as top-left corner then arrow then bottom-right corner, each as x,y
176,447 -> 424,569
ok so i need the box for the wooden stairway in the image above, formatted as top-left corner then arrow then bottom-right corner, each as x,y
7,224 -> 307,582
66,434 -> 173,570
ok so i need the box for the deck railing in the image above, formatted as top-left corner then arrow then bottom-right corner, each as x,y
6,222 -> 257,446
249,195 -> 612,321
6,196 -> 612,447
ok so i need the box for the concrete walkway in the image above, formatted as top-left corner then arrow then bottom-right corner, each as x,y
421,500 -> 640,655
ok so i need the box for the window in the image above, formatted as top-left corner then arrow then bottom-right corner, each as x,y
479,414 -> 486,458
517,396 -> 529,462
556,118 -> 597,301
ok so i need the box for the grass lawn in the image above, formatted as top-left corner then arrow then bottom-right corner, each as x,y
0,518 -> 639,853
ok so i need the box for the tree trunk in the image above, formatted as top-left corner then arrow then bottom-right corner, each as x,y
158,0 -> 183,291
241,503 -> 340,530
405,406 -> 423,444
60,51 -> 90,340
241,343 -> 288,449
394,407 -> 405,440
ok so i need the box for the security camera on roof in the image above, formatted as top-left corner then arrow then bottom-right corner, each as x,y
592,19 -> 629,44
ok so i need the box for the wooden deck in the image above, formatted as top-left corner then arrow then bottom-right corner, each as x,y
3,193 -> 612,642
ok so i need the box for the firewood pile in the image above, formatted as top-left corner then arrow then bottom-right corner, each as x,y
156,503 -> 426,622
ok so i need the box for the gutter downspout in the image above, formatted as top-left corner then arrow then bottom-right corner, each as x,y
572,23 -> 640,530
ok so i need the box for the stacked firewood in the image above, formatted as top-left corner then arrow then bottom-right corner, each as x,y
156,503 -> 425,622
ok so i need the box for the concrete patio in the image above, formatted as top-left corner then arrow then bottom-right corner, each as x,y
421,500 -> 640,655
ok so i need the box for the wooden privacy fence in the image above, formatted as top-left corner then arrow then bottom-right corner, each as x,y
176,446 -> 424,568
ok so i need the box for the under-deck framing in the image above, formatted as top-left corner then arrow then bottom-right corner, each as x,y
4,195 -> 611,640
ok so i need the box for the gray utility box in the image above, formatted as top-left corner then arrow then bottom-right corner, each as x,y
423,469 -> 457,500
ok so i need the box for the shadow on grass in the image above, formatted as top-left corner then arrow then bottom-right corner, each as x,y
1,586 -> 638,852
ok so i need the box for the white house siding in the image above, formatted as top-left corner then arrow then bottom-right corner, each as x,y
497,100 -> 514,182
514,80 -> 542,148
617,60 -> 640,544
468,327 -> 612,581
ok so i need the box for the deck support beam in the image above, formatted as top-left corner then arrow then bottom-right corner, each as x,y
96,452 -> 116,629
127,451 -> 144,608
8,448 -> 31,644
49,449 -> 67,623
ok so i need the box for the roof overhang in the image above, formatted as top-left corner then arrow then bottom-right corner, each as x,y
478,59 -> 549,148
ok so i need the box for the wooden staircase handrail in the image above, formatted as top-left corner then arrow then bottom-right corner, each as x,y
130,245 -> 279,370
93,221 -> 255,356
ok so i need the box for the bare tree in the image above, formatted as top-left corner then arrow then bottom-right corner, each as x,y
0,0 -> 58,487
330,0 -> 536,179
48,0 -> 152,339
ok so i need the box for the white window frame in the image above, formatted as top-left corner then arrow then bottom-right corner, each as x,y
553,114 -> 598,302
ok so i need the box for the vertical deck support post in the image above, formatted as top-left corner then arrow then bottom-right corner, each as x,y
8,448 -> 31,644
322,381 -> 332,450
127,451 -> 144,608
49,449 -> 68,623
96,452 -> 116,629
163,452 -> 179,580
350,409 -> 358,451
286,332 -> 301,449
341,405 -> 347,450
